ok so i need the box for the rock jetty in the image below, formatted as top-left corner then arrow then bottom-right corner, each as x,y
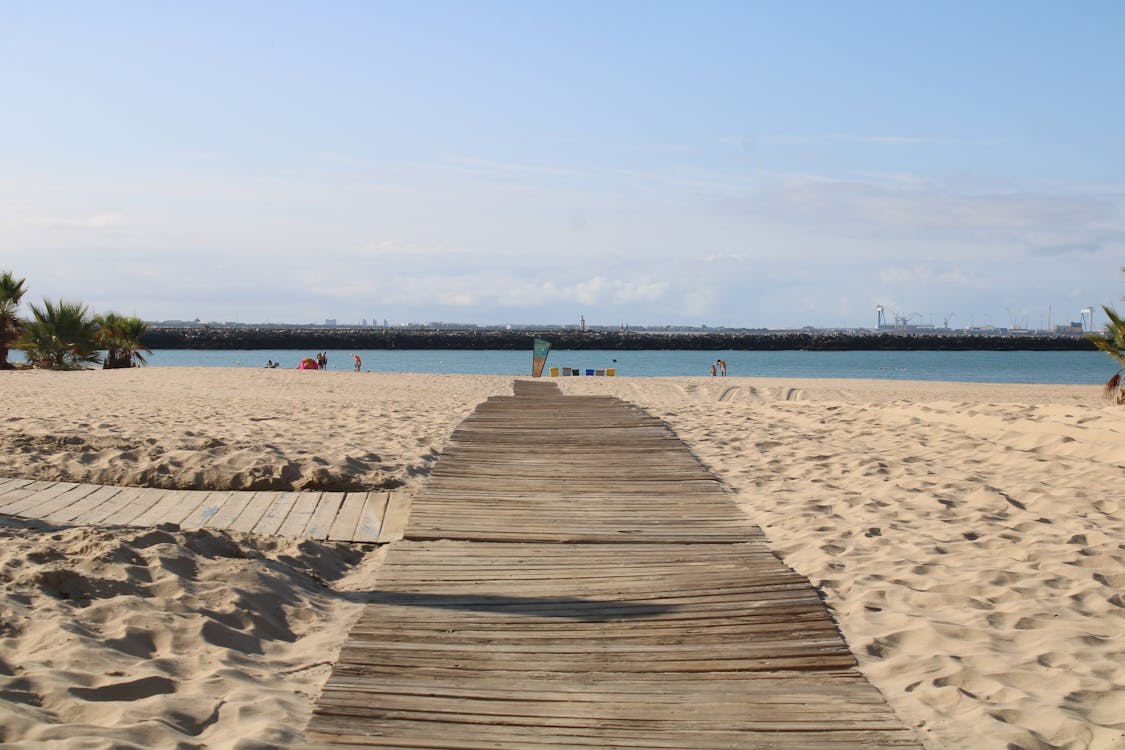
140,327 -> 1096,352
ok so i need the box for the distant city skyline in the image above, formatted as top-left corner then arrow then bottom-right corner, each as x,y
146,314 -> 1096,335
2,3 -> 1123,329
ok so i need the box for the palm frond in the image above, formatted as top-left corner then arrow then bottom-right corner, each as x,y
1105,372 -> 1122,401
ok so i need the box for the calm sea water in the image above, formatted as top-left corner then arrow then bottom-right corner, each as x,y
143,349 -> 1112,385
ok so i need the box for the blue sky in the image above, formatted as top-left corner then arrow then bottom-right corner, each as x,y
2,1 -> 1123,328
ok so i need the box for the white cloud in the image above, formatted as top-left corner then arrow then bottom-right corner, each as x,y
751,175 -> 1119,255
680,287 -> 716,317
357,240 -> 471,258
879,265 -> 980,286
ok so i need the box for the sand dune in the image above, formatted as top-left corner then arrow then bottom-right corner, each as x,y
2,369 -> 1122,749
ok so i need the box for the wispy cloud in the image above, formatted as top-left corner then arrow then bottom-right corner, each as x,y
879,264 -> 978,286
724,133 -> 1005,148
828,134 -> 1005,146
750,174 -> 1117,240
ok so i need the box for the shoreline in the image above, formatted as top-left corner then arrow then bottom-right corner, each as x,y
1,370 -> 1121,749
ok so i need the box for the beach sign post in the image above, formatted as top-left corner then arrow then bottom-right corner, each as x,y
531,338 -> 551,377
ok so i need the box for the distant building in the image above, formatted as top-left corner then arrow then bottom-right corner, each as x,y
325,318 -> 337,327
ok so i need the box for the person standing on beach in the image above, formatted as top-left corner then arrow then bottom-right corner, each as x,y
718,359 -> 727,376
710,362 -> 717,377
353,353 -> 362,372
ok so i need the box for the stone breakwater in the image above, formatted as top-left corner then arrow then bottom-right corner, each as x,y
140,327 -> 1097,352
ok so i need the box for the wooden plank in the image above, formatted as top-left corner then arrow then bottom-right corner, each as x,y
276,492 -> 322,538
45,484 -> 123,524
18,483 -> 102,521
130,488 -> 198,527
0,479 -> 47,509
227,491 -> 280,534
251,492 -> 300,536
352,491 -> 390,543
162,490 -> 215,526
0,477 -> 32,496
376,491 -> 411,543
203,490 -> 258,530
179,491 -> 233,529
102,486 -> 168,525
1,481 -> 78,516
77,486 -> 148,524
304,491 -> 346,541
328,492 -> 367,542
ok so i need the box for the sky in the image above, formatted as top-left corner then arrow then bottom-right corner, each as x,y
2,1 -> 1123,329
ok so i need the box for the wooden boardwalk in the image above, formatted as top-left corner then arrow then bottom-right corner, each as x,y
305,381 -> 921,748
0,477 -> 411,544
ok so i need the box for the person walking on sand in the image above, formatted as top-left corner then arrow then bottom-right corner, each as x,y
353,353 -> 362,372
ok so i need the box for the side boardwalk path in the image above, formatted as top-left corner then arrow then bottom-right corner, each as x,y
306,380 -> 921,749
0,478 -> 411,544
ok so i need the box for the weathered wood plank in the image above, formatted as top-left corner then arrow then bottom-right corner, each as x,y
277,492 -> 323,538
179,491 -> 234,529
305,491 -> 346,541
227,491 -> 280,534
252,492 -> 300,536
45,484 -> 122,524
0,479 -> 50,509
102,486 -> 168,525
352,491 -> 390,543
131,488 -> 197,527
0,477 -> 32,496
18,482 -> 101,521
75,486 -> 147,524
375,492 -> 411,544
204,490 -> 258,530
1,481 -> 79,516
328,492 -> 367,542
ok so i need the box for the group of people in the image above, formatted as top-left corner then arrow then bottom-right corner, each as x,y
271,352 -> 360,370
710,359 -> 727,377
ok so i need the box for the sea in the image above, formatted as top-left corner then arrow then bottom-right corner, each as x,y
142,349 -> 1113,385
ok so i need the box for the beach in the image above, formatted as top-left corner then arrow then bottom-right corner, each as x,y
1,368 -> 1122,749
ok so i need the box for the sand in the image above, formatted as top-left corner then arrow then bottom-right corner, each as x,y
1,368 -> 1122,749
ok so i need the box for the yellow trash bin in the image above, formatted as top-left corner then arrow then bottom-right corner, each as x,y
549,367 -> 559,377
606,368 -> 616,377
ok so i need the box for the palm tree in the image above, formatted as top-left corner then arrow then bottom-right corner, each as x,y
1088,305 -> 1125,403
18,299 -> 102,369
0,270 -> 27,369
97,312 -> 152,368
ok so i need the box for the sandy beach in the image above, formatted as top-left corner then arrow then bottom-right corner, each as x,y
1,368 -> 1122,749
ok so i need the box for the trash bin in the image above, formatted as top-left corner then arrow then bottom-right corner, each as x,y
606,368 -> 616,377
549,367 -> 559,377
585,369 -> 595,376
595,369 -> 605,376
